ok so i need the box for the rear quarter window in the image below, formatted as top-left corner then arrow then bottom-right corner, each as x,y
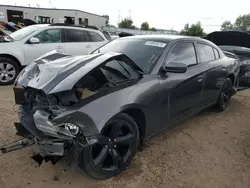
196,43 -> 215,63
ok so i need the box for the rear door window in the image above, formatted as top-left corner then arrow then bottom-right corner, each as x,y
64,29 -> 90,42
35,29 -> 61,43
196,43 -> 215,63
87,31 -> 104,42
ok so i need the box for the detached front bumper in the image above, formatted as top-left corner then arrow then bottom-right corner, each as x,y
0,121 -> 70,156
0,107 -> 98,165
1,85 -> 100,166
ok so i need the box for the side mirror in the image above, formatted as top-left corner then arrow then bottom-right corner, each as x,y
164,62 -> 187,73
3,36 -> 13,42
29,37 -> 40,44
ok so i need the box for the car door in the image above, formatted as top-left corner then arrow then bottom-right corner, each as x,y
24,28 -> 65,65
63,28 -> 92,55
195,42 -> 227,106
159,42 -> 205,122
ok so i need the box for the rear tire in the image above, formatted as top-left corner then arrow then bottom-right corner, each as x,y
216,78 -> 233,111
79,113 -> 140,179
0,57 -> 20,85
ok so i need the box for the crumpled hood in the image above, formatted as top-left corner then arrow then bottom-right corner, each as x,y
16,50 -> 123,94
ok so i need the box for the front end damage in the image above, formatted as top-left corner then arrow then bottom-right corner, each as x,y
0,50 -> 142,166
1,86 -> 94,165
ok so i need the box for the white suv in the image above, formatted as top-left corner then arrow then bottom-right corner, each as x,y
0,24 -> 109,85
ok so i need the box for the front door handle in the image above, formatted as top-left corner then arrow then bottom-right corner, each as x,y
86,45 -> 92,48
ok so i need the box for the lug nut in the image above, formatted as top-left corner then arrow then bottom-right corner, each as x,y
109,139 -> 111,142
105,145 -> 108,148
109,149 -> 111,152
114,139 -> 116,141
114,145 -> 117,148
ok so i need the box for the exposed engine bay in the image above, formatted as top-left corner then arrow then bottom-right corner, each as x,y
21,65 -> 125,117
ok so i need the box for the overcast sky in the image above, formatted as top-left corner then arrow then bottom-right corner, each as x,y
1,0 -> 250,32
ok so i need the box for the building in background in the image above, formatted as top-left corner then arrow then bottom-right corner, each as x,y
0,4 -> 106,28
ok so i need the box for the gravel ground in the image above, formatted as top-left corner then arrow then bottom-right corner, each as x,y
0,86 -> 249,188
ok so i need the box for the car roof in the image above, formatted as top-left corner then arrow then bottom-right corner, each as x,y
32,24 -> 101,33
118,34 -> 206,43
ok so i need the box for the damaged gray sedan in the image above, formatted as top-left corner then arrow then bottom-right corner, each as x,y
1,35 -> 239,179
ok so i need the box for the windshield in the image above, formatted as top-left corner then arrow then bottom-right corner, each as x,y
10,25 -> 40,40
92,38 -> 168,73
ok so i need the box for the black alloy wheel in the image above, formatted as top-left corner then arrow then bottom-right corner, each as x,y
79,113 -> 139,179
216,78 -> 233,111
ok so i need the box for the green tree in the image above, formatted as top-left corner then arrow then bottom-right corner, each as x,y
141,22 -> 150,30
221,20 -> 234,31
180,22 -> 206,36
102,15 -> 109,26
234,14 -> 250,31
118,18 -> 136,29
149,27 -> 156,31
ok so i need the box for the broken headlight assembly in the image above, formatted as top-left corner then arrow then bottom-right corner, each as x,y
64,123 -> 80,135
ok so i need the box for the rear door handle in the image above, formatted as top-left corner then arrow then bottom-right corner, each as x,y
86,45 -> 92,48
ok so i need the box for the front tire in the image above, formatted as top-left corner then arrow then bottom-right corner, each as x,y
216,78 -> 233,111
79,113 -> 140,179
0,57 -> 20,85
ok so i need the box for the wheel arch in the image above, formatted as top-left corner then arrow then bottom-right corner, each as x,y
0,54 -> 22,70
227,73 -> 235,85
121,108 -> 146,144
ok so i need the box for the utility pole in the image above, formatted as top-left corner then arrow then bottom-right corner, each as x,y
49,0 -> 52,8
118,9 -> 121,24
129,10 -> 132,19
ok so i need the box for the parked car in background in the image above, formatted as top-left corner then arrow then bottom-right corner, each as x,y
0,24 -> 12,35
8,22 -> 23,30
206,31 -> 250,87
0,21 -> 17,33
1,35 -> 239,179
0,24 -> 109,85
